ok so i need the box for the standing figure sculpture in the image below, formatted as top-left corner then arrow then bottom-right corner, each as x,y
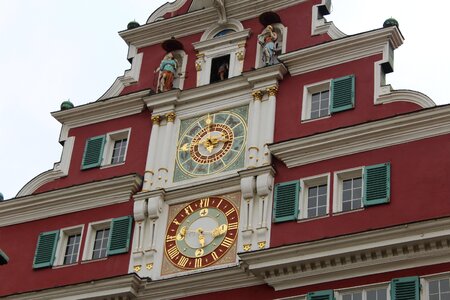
258,25 -> 279,66
156,52 -> 178,93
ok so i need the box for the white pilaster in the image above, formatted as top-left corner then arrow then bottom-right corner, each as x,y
157,112 -> 176,188
247,90 -> 263,168
261,86 -> 278,166
143,115 -> 161,191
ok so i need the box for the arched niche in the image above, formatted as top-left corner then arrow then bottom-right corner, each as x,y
255,12 -> 287,69
194,19 -> 250,87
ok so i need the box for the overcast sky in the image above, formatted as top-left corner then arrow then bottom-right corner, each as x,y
0,0 -> 448,200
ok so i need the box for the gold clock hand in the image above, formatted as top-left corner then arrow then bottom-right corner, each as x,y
197,228 -> 205,247
176,226 -> 187,240
211,224 -> 228,238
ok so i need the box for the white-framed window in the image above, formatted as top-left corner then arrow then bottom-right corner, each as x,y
299,173 -> 330,219
302,80 -> 331,121
54,225 -> 84,266
301,75 -> 355,122
423,275 -> 450,300
339,286 -> 389,300
333,167 -> 364,213
102,129 -> 131,167
82,220 -> 112,261
81,128 -> 131,170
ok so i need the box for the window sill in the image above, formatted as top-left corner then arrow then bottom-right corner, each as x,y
53,262 -> 78,269
297,214 -> 329,223
332,208 -> 364,216
301,115 -> 331,124
81,257 -> 108,264
100,162 -> 125,169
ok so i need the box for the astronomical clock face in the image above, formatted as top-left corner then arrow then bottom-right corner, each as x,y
163,196 -> 239,271
174,106 -> 248,182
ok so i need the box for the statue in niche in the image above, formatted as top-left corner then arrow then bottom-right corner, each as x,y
155,52 -> 178,93
258,25 -> 279,66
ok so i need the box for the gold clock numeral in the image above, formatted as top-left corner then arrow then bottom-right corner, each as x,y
211,251 -> 219,261
184,205 -> 194,215
166,235 -> 177,242
167,246 -> 180,259
228,222 -> 238,230
173,219 -> 181,225
222,237 -> 234,248
195,258 -> 203,268
225,207 -> 235,216
199,198 -> 210,208
199,208 -> 208,217
178,256 -> 189,268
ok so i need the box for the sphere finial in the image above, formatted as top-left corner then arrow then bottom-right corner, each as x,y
127,20 -> 140,30
60,99 -> 74,110
383,17 -> 399,28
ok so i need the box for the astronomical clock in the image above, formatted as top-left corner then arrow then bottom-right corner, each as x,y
161,193 -> 240,275
173,106 -> 248,182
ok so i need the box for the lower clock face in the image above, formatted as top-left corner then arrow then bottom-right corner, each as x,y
164,196 -> 239,270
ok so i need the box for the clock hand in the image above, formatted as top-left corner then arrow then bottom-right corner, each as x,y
211,224 -> 228,238
197,228 -> 206,247
176,226 -> 187,240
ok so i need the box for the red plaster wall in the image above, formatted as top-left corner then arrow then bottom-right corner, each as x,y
270,134 -> 450,247
274,54 -> 423,142
0,202 -> 133,297
34,111 -> 151,193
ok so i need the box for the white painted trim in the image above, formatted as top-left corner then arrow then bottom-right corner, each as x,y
200,19 -> 244,41
311,0 -> 346,39
54,225 -> 84,266
377,89 -> 435,107
270,105 -> 450,168
82,219 -> 112,261
0,174 -> 142,226
17,136 -> 75,197
332,167 -> 363,213
299,173 -> 330,219
301,79 -> 331,121
100,53 -> 143,100
147,0 -> 189,23
240,216 -> 450,291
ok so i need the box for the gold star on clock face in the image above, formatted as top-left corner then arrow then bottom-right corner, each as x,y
174,107 -> 248,182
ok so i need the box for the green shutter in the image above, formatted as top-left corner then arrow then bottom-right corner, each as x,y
33,230 -> 59,269
330,75 -> 355,113
307,290 -> 335,300
363,162 -> 391,206
81,135 -> 106,170
0,249 -> 9,265
273,181 -> 300,223
391,276 -> 420,300
107,216 -> 133,256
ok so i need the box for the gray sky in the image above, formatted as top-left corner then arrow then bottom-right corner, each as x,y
0,0 -> 449,200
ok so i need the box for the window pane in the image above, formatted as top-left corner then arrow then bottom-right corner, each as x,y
441,279 -> 450,292
430,295 -> 439,300
343,190 -> 352,201
342,295 -> 352,300
343,179 -> 352,190
354,187 -> 362,199
92,228 -> 110,259
430,280 -> 439,294
442,293 -> 450,300
354,177 -> 362,187
343,201 -> 351,211
318,185 -> 327,195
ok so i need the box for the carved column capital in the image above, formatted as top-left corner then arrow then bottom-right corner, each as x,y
266,86 -> 279,97
165,112 -> 176,123
252,90 -> 264,101
151,115 -> 161,125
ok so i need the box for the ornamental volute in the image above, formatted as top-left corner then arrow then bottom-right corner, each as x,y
266,86 -> 279,97
165,112 -> 176,123
252,90 -> 264,101
151,115 -> 161,125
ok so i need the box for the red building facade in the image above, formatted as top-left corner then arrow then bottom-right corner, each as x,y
1,0 -> 449,299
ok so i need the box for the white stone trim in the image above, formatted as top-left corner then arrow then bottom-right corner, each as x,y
332,167 -> 363,213
147,0 -> 189,23
311,0 -> 346,39
301,79 -> 331,121
54,225 -> 84,266
240,216 -> 450,291
269,105 -> 450,168
299,173 -> 330,220
100,52 -> 144,100
82,219 -> 113,261
51,90 -> 147,131
0,174 -> 142,226
377,89 -> 435,108
17,136 -> 75,197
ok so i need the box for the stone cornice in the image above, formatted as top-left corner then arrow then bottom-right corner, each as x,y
140,266 -> 263,299
279,26 -> 403,76
3,274 -> 141,300
269,105 -> 450,168
144,64 -> 286,116
120,0 -> 310,48
0,174 -> 142,226
240,216 -> 450,291
51,90 -> 149,128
